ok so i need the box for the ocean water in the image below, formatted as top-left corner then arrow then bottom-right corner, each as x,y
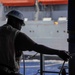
19,60 -> 68,75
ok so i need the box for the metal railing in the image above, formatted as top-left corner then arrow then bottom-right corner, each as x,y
22,53 -> 69,75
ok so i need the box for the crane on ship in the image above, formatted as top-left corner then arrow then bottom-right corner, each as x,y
0,0 -> 74,75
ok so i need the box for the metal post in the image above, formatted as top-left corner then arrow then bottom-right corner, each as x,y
23,53 -> 25,75
40,54 -> 45,75
68,0 -> 75,75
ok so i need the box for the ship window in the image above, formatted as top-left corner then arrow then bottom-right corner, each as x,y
43,18 -> 52,21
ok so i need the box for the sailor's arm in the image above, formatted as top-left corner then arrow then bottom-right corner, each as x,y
15,32 -> 70,61
32,43 -> 70,61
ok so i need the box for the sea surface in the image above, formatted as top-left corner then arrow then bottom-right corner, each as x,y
19,60 -> 68,75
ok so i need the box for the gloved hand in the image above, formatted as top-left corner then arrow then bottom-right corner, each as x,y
58,51 -> 70,61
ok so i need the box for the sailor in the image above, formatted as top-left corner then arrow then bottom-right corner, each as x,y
0,10 -> 70,75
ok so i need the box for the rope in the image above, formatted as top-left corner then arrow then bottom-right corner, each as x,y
22,52 -> 38,75
25,52 -> 38,60
58,53 -> 75,75
59,61 -> 66,75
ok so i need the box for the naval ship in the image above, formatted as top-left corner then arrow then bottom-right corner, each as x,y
0,0 -> 68,54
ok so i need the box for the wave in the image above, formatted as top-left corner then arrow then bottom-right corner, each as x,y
20,59 -> 68,64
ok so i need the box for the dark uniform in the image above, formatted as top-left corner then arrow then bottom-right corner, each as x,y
0,24 -> 20,75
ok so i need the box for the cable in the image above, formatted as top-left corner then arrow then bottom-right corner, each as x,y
26,52 -> 38,60
58,53 -> 74,75
59,61 -> 66,75
22,52 -> 38,75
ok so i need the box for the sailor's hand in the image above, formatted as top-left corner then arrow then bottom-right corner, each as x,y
58,51 -> 70,61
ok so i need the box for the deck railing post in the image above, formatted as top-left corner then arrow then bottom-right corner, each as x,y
40,53 -> 45,75
68,0 -> 75,75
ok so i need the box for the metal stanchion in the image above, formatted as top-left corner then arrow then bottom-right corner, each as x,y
23,54 -> 25,75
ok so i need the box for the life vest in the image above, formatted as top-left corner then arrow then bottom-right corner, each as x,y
0,24 -> 19,72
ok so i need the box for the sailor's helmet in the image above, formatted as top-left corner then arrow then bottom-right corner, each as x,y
6,10 -> 25,26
